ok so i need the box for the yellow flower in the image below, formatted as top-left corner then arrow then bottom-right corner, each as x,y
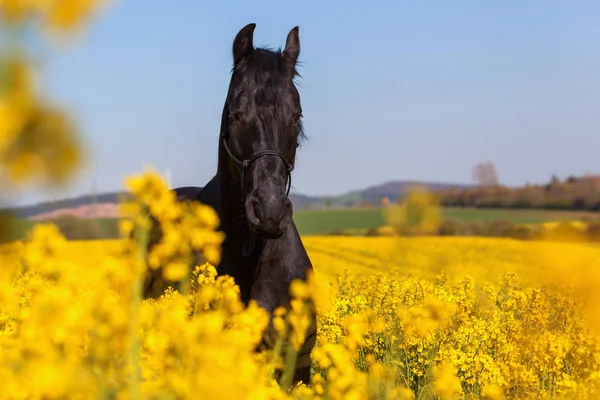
482,383 -> 503,400
202,245 -> 221,266
290,279 -> 310,300
432,361 -> 462,399
0,100 -> 24,151
163,261 -> 188,282
118,219 -> 134,237
45,0 -> 102,31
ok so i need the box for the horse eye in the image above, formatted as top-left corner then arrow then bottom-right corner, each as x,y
292,113 -> 302,124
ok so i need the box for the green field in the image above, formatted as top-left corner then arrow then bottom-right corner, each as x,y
444,207 -> 600,223
2,207 -> 599,242
293,208 -> 386,235
293,207 -> 600,235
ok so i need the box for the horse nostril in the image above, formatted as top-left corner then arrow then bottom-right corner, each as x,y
253,200 -> 262,223
245,197 -> 262,226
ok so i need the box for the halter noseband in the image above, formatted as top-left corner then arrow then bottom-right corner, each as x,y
221,136 -> 294,196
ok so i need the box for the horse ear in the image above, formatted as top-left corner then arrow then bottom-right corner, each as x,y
233,23 -> 256,69
282,26 -> 300,69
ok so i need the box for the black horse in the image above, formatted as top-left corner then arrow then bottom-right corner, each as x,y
142,23 -> 316,385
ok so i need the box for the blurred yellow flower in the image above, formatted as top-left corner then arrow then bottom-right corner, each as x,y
384,184 -> 443,236
432,361 -> 462,399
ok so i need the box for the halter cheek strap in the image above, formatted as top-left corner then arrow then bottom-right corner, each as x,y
221,137 -> 294,196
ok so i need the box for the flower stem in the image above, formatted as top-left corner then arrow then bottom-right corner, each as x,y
127,214 -> 149,400
279,342 -> 298,392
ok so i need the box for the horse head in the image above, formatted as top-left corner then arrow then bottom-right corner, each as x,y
219,23 -> 305,240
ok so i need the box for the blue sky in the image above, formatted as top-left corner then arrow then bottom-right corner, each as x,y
19,0 -> 600,205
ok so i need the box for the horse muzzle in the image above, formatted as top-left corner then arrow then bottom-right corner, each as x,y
245,193 -> 293,239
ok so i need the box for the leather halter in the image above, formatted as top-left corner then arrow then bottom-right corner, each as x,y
221,136 -> 294,257
221,136 -> 294,196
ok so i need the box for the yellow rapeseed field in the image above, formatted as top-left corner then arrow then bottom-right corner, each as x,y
2,171 -> 600,399
3,2 -> 600,398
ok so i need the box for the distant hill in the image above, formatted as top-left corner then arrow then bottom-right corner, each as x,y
1,180 -> 474,220
356,180 -> 474,204
3,192 -> 133,220
296,180 -> 474,210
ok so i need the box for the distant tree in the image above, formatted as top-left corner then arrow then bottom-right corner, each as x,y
472,162 -> 499,187
437,171 -> 600,211
545,174 -> 561,191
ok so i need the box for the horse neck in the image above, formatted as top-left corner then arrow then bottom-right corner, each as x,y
216,142 -> 263,299
216,151 -> 239,231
